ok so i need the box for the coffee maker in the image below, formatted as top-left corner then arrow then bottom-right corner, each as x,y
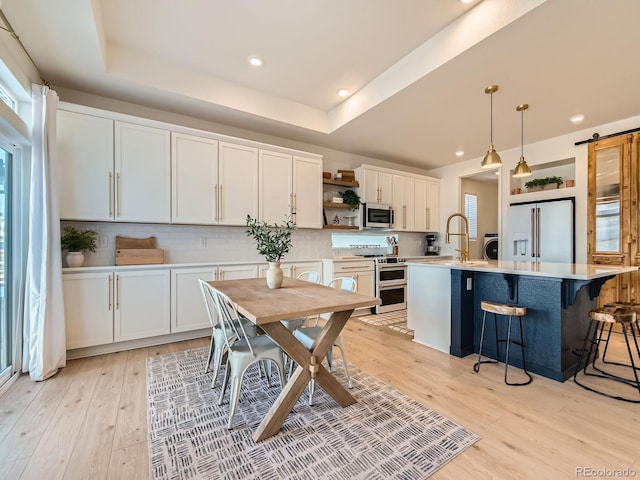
425,233 -> 439,256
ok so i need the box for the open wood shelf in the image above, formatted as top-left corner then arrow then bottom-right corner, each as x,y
322,225 -> 359,230
323,202 -> 351,209
323,178 -> 359,188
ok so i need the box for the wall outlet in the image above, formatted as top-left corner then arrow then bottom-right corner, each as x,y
99,236 -> 108,248
200,237 -> 207,247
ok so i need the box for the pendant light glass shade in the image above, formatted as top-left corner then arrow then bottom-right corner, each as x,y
512,104 -> 532,178
481,85 -> 502,169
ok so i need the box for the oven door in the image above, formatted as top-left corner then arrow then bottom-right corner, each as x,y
376,282 -> 407,313
378,265 -> 407,283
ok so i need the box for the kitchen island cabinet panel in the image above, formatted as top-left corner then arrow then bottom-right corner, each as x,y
408,261 -> 637,381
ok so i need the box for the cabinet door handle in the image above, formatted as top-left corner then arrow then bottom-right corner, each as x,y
219,269 -> 224,281
108,275 -> 112,310
403,205 -> 407,229
116,173 -> 121,217
116,274 -> 120,309
214,184 -> 218,222
108,172 -> 113,217
426,208 -> 430,230
219,184 -> 223,221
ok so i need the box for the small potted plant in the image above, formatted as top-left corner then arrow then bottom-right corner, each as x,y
246,215 -> 296,288
339,189 -> 361,211
61,225 -> 98,267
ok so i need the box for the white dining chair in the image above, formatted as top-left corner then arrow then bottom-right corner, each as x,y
199,279 -> 258,387
280,271 -> 321,333
293,276 -> 356,405
203,282 -> 286,429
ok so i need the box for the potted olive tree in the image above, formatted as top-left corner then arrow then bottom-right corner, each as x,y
61,226 -> 98,267
246,215 -> 296,288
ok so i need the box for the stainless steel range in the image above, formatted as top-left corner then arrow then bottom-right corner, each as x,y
372,256 -> 407,314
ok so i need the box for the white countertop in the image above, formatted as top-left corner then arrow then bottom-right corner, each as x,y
406,259 -> 639,280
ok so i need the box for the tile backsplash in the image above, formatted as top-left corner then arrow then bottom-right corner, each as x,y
62,221 -> 428,267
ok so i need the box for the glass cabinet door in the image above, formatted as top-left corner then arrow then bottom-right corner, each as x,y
593,144 -> 622,253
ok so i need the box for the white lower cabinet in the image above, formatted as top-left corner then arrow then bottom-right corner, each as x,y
171,264 -> 258,334
64,272 -> 114,349
322,260 -> 375,298
63,268 -> 171,349
114,270 -> 171,342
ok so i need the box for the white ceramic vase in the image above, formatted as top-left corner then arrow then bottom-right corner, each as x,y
66,252 -> 85,268
266,261 -> 284,289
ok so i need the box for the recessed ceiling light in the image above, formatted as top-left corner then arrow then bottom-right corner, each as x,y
248,56 -> 263,67
337,88 -> 349,97
570,114 -> 585,124
494,171 -> 500,175
459,0 -> 475,3
455,150 -> 464,157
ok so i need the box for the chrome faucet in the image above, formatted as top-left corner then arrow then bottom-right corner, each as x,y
445,213 -> 470,262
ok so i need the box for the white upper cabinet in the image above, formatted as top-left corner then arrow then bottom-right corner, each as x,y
171,132 -> 219,224
356,164 -> 440,233
425,178 -> 440,232
115,121 -> 171,223
57,103 -> 322,227
259,150 -> 293,224
218,142 -> 259,225
57,110 -> 114,221
292,156 -> 322,229
413,178 -> 439,232
361,168 -> 393,205
392,175 -> 415,231
414,178 -> 428,232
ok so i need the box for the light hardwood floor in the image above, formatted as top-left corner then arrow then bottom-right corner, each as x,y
0,320 -> 639,479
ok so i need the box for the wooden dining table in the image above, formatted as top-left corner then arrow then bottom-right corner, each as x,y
208,276 -> 380,442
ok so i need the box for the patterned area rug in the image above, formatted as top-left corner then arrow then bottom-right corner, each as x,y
357,311 -> 414,337
147,347 -> 479,480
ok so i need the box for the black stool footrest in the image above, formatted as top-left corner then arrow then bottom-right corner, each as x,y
474,307 -> 532,386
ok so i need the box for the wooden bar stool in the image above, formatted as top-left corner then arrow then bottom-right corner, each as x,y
474,300 -> 532,386
573,306 -> 640,403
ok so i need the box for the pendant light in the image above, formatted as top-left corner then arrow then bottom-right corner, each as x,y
512,103 -> 532,178
481,85 -> 502,169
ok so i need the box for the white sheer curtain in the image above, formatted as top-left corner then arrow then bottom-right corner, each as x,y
22,85 -> 66,381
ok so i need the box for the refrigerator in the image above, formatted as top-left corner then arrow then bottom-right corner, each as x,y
507,198 -> 574,263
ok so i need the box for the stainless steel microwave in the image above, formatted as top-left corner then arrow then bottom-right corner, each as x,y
362,203 -> 394,229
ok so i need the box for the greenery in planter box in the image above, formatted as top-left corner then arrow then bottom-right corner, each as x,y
61,226 -> 98,252
339,189 -> 361,211
246,215 -> 296,262
524,176 -> 564,190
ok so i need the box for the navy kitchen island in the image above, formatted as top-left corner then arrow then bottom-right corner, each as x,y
407,260 -> 638,382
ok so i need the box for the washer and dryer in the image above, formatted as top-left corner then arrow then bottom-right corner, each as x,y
483,233 -> 499,260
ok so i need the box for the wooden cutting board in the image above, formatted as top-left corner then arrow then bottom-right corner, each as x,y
115,248 -> 164,265
115,236 -> 157,249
